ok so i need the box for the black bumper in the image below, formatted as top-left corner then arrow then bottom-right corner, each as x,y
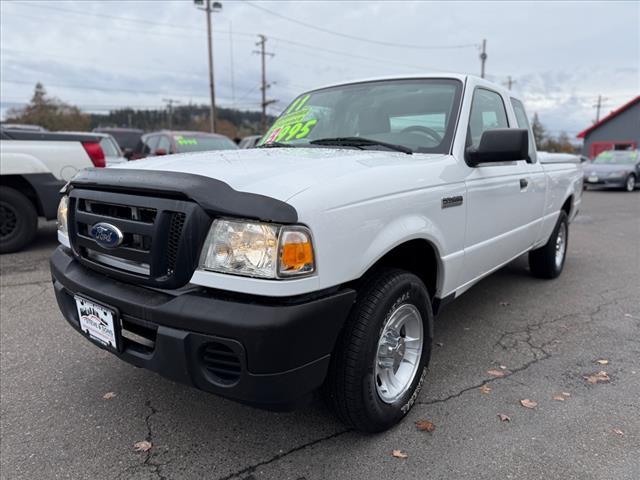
51,247 -> 356,409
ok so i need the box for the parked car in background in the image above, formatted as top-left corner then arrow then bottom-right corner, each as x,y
64,132 -> 127,166
583,150 -> 639,192
131,130 -> 238,159
0,128 -> 106,252
93,127 -> 143,158
238,135 -> 261,149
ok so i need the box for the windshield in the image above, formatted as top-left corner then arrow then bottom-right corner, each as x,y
592,150 -> 638,165
101,131 -> 142,150
173,134 -> 238,153
258,79 -> 463,154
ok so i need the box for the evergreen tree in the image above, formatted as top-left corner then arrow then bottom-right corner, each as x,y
5,83 -> 90,131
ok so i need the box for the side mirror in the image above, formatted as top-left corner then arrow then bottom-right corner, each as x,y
466,128 -> 529,167
154,148 -> 167,156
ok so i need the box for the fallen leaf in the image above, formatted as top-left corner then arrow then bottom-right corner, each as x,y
612,428 -> 624,436
415,420 -> 436,432
487,369 -> 507,377
436,342 -> 444,347
561,392 -> 571,398
102,392 -> 117,400
552,395 -> 565,401
499,365 -> 508,370
584,371 -> 610,384
520,399 -> 538,409
392,449 -> 408,459
479,384 -> 492,394
499,302 -> 510,307
596,359 -> 609,365
133,440 -> 152,452
497,413 -> 511,422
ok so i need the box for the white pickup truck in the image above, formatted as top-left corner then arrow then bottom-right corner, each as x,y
0,129 -> 108,252
50,74 -> 582,432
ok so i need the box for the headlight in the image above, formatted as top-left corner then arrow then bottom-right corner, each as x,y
57,196 -> 69,235
199,219 -> 315,279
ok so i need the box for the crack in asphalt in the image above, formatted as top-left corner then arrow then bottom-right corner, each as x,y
0,284 -> 48,314
418,295 -> 631,407
116,400 -> 167,480
217,429 -> 351,480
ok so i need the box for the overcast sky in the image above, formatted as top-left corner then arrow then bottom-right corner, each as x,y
1,0 -> 638,137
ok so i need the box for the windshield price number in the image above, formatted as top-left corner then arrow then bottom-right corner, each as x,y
273,119 -> 318,143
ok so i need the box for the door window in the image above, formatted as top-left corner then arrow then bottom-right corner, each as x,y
467,89 -> 509,148
156,135 -> 171,153
142,136 -> 159,155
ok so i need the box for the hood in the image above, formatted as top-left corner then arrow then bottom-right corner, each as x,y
585,163 -> 635,174
115,148 -> 445,202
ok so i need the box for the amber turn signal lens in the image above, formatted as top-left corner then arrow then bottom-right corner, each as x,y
278,228 -> 315,276
281,241 -> 313,269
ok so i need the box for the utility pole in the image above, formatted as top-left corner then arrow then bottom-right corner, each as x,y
504,76 -> 516,90
163,98 -> 181,129
593,95 -> 607,123
194,0 -> 222,133
253,34 -> 276,133
479,39 -> 487,79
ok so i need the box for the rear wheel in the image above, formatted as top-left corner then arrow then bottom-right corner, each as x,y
529,211 -> 568,279
0,186 -> 38,253
323,268 -> 433,432
624,174 -> 636,192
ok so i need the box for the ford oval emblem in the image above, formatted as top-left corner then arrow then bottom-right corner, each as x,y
89,223 -> 123,249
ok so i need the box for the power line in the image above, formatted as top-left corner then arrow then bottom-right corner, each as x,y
3,5 -> 454,75
241,1 -> 479,51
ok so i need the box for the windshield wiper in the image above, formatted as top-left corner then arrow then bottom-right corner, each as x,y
309,137 -> 413,154
256,141 -> 296,148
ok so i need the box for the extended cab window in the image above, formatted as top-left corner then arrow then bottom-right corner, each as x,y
259,79 -> 463,154
467,88 -> 509,148
511,98 -> 536,162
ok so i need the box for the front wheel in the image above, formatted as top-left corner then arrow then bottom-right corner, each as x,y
529,211 -> 569,279
323,268 -> 433,432
624,174 -> 636,192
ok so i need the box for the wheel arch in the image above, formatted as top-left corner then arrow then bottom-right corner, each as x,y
357,237 -> 442,305
0,175 -> 43,216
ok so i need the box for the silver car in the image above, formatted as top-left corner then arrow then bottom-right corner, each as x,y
583,150 -> 640,192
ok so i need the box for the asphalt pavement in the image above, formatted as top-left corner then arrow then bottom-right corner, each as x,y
1,190 -> 639,480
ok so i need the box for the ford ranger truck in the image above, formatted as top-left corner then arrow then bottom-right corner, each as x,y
50,75 -> 582,432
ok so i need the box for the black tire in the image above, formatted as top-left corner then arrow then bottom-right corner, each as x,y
529,211 -> 569,279
0,186 -> 38,253
624,174 -> 636,192
323,268 -> 433,433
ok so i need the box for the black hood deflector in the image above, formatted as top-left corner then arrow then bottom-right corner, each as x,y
68,168 -> 298,224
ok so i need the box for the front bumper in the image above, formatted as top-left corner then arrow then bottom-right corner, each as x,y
51,246 -> 356,409
583,175 -> 626,187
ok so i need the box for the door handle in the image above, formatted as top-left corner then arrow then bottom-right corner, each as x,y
520,178 -> 529,189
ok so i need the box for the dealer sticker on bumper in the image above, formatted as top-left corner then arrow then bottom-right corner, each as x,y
75,296 -> 118,351
587,175 -> 599,183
